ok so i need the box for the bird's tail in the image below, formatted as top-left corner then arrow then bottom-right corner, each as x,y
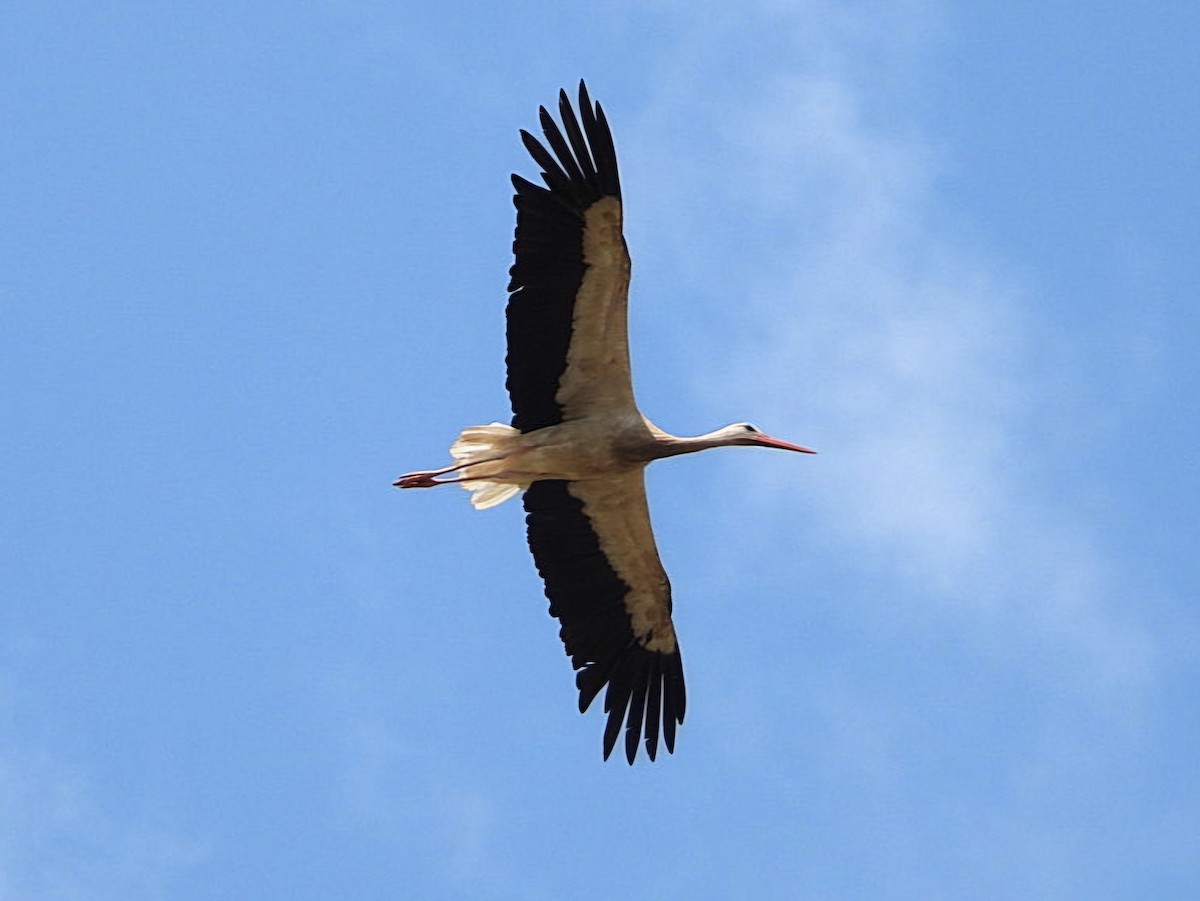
449,422 -> 526,509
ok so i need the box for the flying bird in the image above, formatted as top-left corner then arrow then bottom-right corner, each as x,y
396,81 -> 815,763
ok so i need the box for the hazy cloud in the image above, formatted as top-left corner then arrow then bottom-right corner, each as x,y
628,2 -> 1154,691
0,746 -> 203,900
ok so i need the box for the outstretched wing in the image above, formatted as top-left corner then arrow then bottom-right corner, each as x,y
523,474 -> 686,764
506,80 -> 635,434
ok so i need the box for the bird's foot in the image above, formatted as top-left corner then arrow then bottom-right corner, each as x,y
393,467 -> 461,489
394,472 -> 444,489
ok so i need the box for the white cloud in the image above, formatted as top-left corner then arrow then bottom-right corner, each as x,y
0,746 -> 204,901
630,2 -> 1154,691
322,670 -> 525,897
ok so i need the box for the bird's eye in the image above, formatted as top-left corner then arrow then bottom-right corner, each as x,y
743,423 -> 759,433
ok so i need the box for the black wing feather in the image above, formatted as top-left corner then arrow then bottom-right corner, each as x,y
523,480 -> 684,764
558,89 -> 600,191
644,666 -> 663,761
519,128 -> 574,197
506,81 -> 623,434
538,105 -> 587,189
622,663 -> 650,764
662,662 -> 686,754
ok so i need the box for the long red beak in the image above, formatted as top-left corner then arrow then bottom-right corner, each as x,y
754,433 -> 817,454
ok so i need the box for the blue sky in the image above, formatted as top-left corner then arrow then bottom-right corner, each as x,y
3,2 -> 1198,898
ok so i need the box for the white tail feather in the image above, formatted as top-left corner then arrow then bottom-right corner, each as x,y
449,422 -> 527,509
450,422 -> 518,462
461,480 -> 522,509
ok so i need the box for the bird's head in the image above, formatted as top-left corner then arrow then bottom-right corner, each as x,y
720,422 -> 817,454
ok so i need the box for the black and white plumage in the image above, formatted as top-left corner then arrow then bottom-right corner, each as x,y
396,82 -> 815,763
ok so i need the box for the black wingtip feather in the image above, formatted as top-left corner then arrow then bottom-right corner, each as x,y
602,690 -> 626,762
623,665 -> 650,765
537,107 -> 586,190
520,128 -> 572,196
558,88 -> 599,191
669,660 -> 688,749
575,662 -> 607,713
644,667 -> 662,762
578,80 -> 594,123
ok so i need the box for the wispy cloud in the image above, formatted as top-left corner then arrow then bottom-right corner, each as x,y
0,744 -> 204,900
322,669 -> 529,898
629,2 -> 1154,690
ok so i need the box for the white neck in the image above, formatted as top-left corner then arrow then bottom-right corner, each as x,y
648,426 -> 740,460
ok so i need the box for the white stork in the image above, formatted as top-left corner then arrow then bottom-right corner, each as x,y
396,82 -> 815,763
